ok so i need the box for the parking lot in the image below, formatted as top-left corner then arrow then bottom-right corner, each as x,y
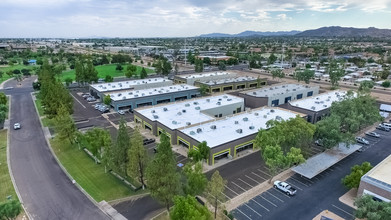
232,128 -> 390,220
207,143 -> 325,201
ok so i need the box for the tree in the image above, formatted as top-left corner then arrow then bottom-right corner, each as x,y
104,75 -> 113,82
113,119 -> 130,175
198,84 -> 208,96
268,53 -> 277,64
203,57 -> 211,65
358,80 -> 374,92
126,64 -> 137,78
271,69 -> 284,81
170,195 -> 212,220
83,128 -> 112,163
140,67 -> 148,79
262,145 -> 305,182
206,171 -> 226,219
0,92 -> 7,105
255,116 -> 316,153
146,132 -> 180,212
218,61 -> 226,71
183,162 -> 207,196
0,104 -> 7,124
328,60 -> 344,88
116,64 -> 124,71
354,195 -> 391,220
195,58 -> 204,73
342,162 -> 373,189
0,200 -> 22,220
382,80 -> 390,88
174,64 -> 179,75
65,77 -> 73,87
295,69 -> 315,84
314,115 -> 352,149
103,95 -> 111,106
54,104 -> 77,144
127,127 -> 148,189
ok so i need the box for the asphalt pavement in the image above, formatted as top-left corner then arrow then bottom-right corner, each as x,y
5,77 -> 108,220
232,128 -> 391,220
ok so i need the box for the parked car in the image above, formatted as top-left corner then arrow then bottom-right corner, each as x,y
274,180 -> 296,196
143,138 -> 156,145
356,137 -> 369,145
365,131 -> 380,138
13,123 -> 21,130
381,123 -> 391,129
376,124 -> 390,132
118,110 -> 125,115
95,103 -> 103,110
82,93 -> 90,98
87,97 -> 96,102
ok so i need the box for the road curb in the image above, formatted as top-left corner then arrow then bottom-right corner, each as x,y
0,78 -> 14,90
30,92 -> 122,220
5,95 -> 33,220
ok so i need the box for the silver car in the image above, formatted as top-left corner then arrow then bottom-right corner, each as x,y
356,137 -> 369,145
365,131 -> 380,138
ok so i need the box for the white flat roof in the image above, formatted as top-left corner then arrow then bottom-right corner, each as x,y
109,84 -> 198,101
180,107 -> 301,148
289,90 -> 347,112
90,78 -> 170,92
136,94 -> 244,130
179,71 -> 234,79
366,154 -> 391,186
201,76 -> 257,85
243,84 -> 313,97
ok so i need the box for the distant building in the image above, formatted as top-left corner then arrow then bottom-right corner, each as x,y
357,154 -> 391,202
237,84 -> 319,109
174,71 -> 235,85
194,76 -> 267,93
196,55 -> 233,65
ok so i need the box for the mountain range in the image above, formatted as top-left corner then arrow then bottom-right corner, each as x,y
199,26 -> 391,38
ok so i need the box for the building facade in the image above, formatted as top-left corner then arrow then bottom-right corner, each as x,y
194,76 -> 267,93
174,71 -> 235,85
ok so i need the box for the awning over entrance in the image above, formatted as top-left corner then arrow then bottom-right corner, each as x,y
292,143 -> 362,179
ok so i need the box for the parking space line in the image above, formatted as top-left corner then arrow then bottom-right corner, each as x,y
232,181 -> 248,192
332,204 -> 354,218
222,192 -> 232,200
235,208 -> 252,220
257,169 -> 271,177
251,172 -> 267,181
244,203 -> 263,218
71,93 -> 87,108
272,188 -> 291,199
297,175 -> 315,184
265,191 -> 284,203
290,176 -> 310,187
245,175 -> 261,184
251,198 -> 270,212
260,195 -> 277,207
225,185 -> 240,196
177,157 -> 187,163
332,165 -> 343,171
237,178 -> 254,188
285,180 -> 303,191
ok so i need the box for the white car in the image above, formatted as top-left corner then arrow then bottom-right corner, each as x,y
356,137 -> 369,145
13,123 -> 21,130
365,131 -> 380,138
118,110 -> 125,115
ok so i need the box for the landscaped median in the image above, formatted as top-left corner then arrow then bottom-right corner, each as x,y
0,130 -> 17,203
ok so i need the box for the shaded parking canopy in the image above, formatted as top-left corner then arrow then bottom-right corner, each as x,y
292,143 -> 362,179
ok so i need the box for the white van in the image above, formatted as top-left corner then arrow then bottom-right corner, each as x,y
381,123 -> 391,129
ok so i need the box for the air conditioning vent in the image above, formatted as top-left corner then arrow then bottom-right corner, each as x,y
190,131 -> 196,135
254,113 -> 259,116
177,112 -> 182,115
249,126 -> 255,130
206,99 -> 210,102
153,115 -> 159,119
182,109 -> 186,113
186,122 -> 191,126
172,120 -> 177,124
270,109 -> 275,113
234,121 -> 239,124
263,115 -> 267,118
197,128 -> 202,133
243,117 -> 248,121
151,110 -> 155,113
210,125 -> 216,129
223,95 -> 228,98
236,129 -> 243,134
216,102 -> 221,105
311,106 -> 316,110
275,116 -> 282,121
323,105 -> 327,107
185,103 -> 190,107
163,107 -> 168,111
195,106 -> 200,110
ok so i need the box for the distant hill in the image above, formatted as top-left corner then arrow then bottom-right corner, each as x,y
296,26 -> 391,37
199,30 -> 301,38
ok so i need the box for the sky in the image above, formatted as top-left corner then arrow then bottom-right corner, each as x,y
0,0 -> 391,38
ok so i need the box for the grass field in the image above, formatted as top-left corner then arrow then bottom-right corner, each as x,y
0,130 -> 18,203
50,137 -> 141,202
0,64 -> 38,84
34,99 -> 44,117
60,64 -> 155,81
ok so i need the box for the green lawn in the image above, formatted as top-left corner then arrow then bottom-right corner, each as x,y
34,99 -> 44,117
60,64 -> 155,81
0,130 -> 18,203
50,137 -> 140,202
0,64 -> 39,84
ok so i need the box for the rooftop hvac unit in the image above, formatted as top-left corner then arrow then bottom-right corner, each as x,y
293,89 -> 296,91
108,84 -> 111,86
323,105 -> 327,107
234,121 -> 239,124
112,85 -> 116,88
282,85 -> 286,88
195,106 -> 201,110
149,92 -> 152,94
218,98 -> 222,101
134,95 -> 138,97
197,128 -> 202,133
136,91 -> 139,93
315,101 -> 320,104
151,110 -> 155,113
153,115 -> 159,119
254,112 -> 259,116
326,99 -> 330,101
128,92 -> 133,95
206,99 -> 210,102
227,99 -> 232,101
163,107 -> 168,111
149,79 -> 151,81
185,103 -> 190,107
275,116 -> 282,121
243,117 -> 249,121
177,112 -> 182,115
311,106 -> 316,110
190,131 -> 196,135
328,96 -> 331,98
210,125 -> 216,129
172,120 -> 178,124
263,115 -> 267,118
249,126 -> 255,130
253,92 -> 257,95
193,102 -> 199,105
118,94 -> 121,97
122,96 -> 126,100
216,102 -> 221,105
186,122 -> 191,126
223,95 -> 228,98
316,97 -> 319,100
126,82 -> 129,83
142,93 -> 145,96
270,109 -> 275,113
170,87 -> 173,89
182,109 -> 186,113
236,129 -> 243,134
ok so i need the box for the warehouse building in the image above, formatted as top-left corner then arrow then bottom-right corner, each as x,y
194,76 -> 267,93
133,94 -> 244,145
285,90 -> 347,123
177,107 -> 304,165
237,84 -> 319,108
89,78 -> 173,99
357,154 -> 391,202
109,84 -> 200,111
174,71 -> 235,85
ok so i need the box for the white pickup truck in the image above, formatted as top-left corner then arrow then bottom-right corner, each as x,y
274,180 -> 297,196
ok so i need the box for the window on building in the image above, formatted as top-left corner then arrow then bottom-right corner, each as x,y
271,99 -> 279,106
218,113 -> 222,117
307,91 -> 313,97
297,94 -> 303,99
284,96 -> 291,104
307,115 -> 312,123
